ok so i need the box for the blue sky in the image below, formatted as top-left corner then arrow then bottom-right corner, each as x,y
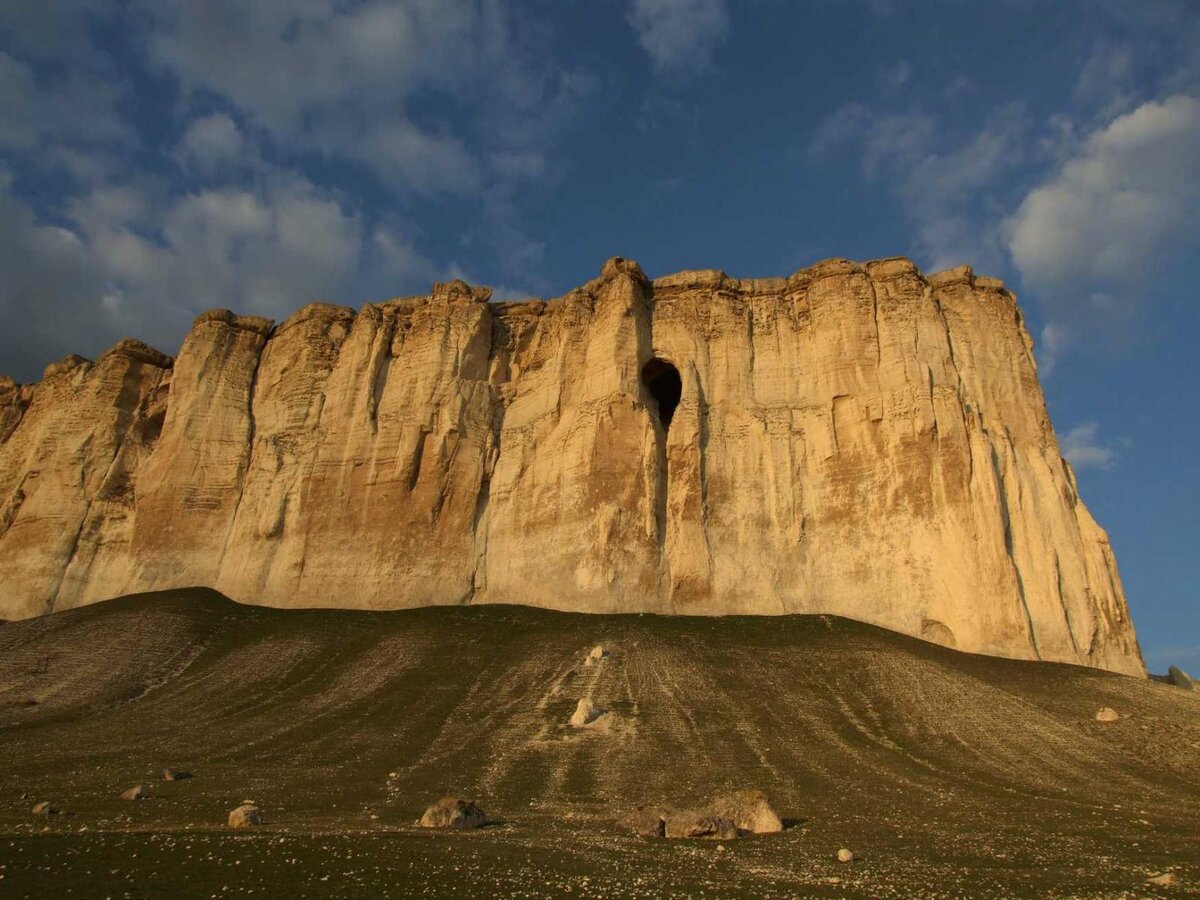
1,0 -> 1197,670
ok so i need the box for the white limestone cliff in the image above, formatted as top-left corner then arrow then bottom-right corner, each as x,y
0,257 -> 1144,675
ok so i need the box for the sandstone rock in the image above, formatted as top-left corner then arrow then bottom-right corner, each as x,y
227,804 -> 263,828
585,645 -> 607,665
0,257 -> 1144,677
618,805 -> 669,837
121,784 -> 149,801
838,848 -> 855,863
569,697 -> 607,727
163,768 -> 192,781
1095,707 -> 1121,722
418,798 -> 491,829
1167,666 -> 1194,691
664,812 -> 738,840
31,801 -> 56,815
706,789 -> 783,834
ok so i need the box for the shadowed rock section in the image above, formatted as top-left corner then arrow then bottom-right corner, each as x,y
0,256 -> 1143,675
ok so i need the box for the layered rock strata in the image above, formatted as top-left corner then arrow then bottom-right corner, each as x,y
0,257 -> 1144,675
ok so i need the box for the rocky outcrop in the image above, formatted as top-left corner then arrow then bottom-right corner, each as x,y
418,798 -> 491,829
0,257 -> 1144,675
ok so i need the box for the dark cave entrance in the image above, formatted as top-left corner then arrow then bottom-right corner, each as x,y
642,358 -> 682,430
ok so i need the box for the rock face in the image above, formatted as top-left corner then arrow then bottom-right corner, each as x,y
227,804 -> 263,828
418,798 -> 490,829
569,697 -> 607,727
0,257 -> 1143,675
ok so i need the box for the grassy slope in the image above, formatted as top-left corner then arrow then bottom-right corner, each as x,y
0,588 -> 1197,898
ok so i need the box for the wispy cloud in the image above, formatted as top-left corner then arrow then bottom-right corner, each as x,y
627,0 -> 729,73
1060,422 -> 1119,470
810,101 -> 1028,274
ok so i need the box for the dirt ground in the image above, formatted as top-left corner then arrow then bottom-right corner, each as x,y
0,589 -> 1197,898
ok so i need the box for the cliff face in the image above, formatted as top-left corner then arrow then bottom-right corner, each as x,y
0,257 -> 1143,675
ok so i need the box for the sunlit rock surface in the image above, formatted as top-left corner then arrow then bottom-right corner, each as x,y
0,257 -> 1143,675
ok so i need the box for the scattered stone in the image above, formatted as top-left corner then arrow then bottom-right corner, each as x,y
120,785 -> 149,801
1147,872 -> 1177,886
664,812 -> 738,840
569,697 -> 607,727
163,768 -> 192,781
1095,707 -> 1120,722
418,798 -> 491,830
585,645 -> 608,666
707,789 -> 783,834
31,802 -> 56,816
1168,666 -> 1195,691
838,848 -> 855,863
227,804 -> 263,828
618,805 -> 668,838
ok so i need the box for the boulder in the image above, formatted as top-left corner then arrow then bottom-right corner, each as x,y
1095,707 -> 1120,722
838,848 -> 855,863
664,812 -> 738,840
1168,666 -> 1195,691
31,801 -> 57,815
227,804 -> 263,828
618,805 -> 669,838
569,697 -> 607,727
706,789 -> 783,834
418,798 -> 491,829
585,645 -> 607,666
163,768 -> 192,781
121,784 -> 149,801
1148,872 -> 1177,886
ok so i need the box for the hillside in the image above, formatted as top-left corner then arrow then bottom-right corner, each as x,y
0,590 -> 1195,897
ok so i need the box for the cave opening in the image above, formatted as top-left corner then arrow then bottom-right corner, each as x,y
642,358 -> 682,430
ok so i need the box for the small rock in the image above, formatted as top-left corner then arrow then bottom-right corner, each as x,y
618,805 -> 668,838
707,789 -> 783,834
163,768 -> 192,781
585,645 -> 607,666
1095,707 -> 1120,722
569,697 -> 607,727
1147,872 -> 1177,886
418,798 -> 490,829
227,804 -> 263,828
31,802 -> 57,816
120,785 -> 149,801
838,848 -> 855,863
1168,666 -> 1195,691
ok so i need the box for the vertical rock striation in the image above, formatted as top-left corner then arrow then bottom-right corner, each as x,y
0,257 -> 1143,675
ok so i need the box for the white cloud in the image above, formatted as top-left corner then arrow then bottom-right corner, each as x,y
0,167 -> 437,383
1006,94 -> 1200,298
628,0 -> 729,72
0,50 -> 131,153
137,0 -> 581,199
1060,422 -> 1118,470
177,113 -> 246,174
1035,321 -> 1070,376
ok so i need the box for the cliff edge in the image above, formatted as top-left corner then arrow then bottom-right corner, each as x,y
0,257 -> 1143,675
